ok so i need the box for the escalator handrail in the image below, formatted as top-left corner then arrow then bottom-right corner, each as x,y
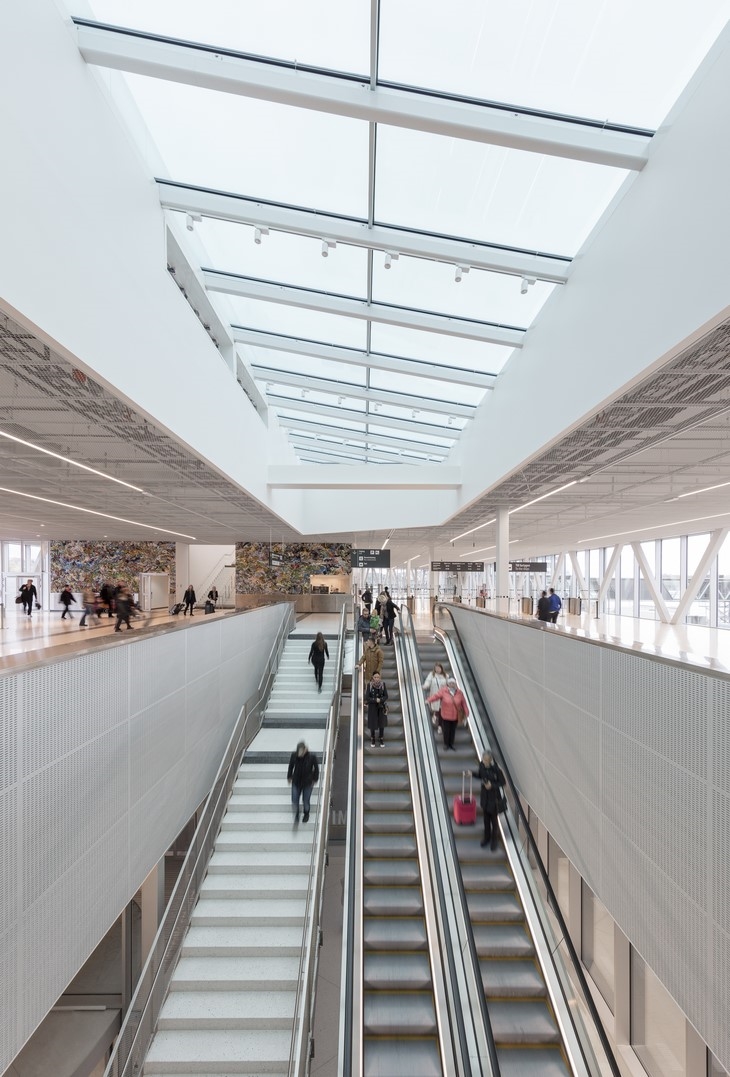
398,607 -> 501,1077
435,603 -> 623,1077
288,604 -> 348,1075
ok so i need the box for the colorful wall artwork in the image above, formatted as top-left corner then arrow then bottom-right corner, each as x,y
235,542 -> 352,594
50,540 -> 176,593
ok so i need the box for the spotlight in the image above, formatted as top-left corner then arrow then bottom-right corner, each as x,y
411,409 -> 420,419
455,265 -> 469,283
254,226 -> 269,245
337,395 -> 345,405
384,251 -> 399,269
448,417 -> 453,425
520,276 -> 536,295
321,239 -> 336,258
185,213 -> 202,231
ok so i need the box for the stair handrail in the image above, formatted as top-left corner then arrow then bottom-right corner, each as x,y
103,601 -> 296,1077
288,605 -> 348,1076
434,602 -> 623,1077
396,607 -> 500,1076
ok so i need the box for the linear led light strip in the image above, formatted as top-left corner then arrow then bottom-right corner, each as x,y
577,509 -> 730,545
460,540 -> 519,557
0,429 -> 145,492
666,480 -> 730,502
0,487 -> 197,540
452,480 -> 578,541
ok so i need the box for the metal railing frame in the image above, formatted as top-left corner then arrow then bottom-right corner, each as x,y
434,602 -> 622,1077
104,601 -> 297,1077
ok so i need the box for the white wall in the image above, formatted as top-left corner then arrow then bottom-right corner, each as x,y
449,605 -> 730,1069
0,602 -> 291,1070
189,544 -> 236,603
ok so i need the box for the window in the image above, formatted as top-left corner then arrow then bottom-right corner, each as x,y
686,533 -> 711,626
581,882 -> 614,1011
620,546 -> 636,617
719,531 -> 730,630
548,835 -> 570,919
661,537 -> 681,617
5,542 -> 22,574
631,952 -> 685,1077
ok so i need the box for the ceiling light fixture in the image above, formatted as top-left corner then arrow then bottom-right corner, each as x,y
381,537 -> 390,550
454,265 -> 469,283
665,479 -> 730,502
321,238 -> 336,258
185,213 -> 202,231
384,251 -> 399,269
0,429 -> 145,492
509,480 -> 577,515
459,539 -> 519,557
0,487 -> 197,540
452,517 -> 497,542
576,509 -> 730,546
254,226 -> 269,245
520,276 -> 536,295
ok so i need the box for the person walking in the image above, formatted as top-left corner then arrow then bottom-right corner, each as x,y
426,677 -> 469,751
365,672 -> 388,748
59,585 -> 76,619
473,750 -> 506,850
207,586 -> 219,610
382,594 -> 400,645
423,661 -> 448,731
287,740 -> 319,823
548,587 -> 562,624
19,579 -> 38,617
358,633 -> 384,682
537,590 -> 551,622
308,632 -> 330,693
100,581 -> 115,618
183,584 -> 196,616
360,586 -> 373,615
79,586 -> 98,628
114,586 -> 133,632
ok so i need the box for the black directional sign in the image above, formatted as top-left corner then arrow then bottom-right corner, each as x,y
351,549 -> 391,568
509,561 -> 548,573
431,562 -> 484,573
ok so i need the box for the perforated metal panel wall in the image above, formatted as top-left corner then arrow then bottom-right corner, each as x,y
450,605 -> 730,1069
0,603 -> 290,1070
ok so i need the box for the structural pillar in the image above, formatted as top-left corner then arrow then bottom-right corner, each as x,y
496,508 -> 510,615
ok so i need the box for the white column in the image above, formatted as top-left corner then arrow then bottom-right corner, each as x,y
175,542 -> 190,604
496,508 -> 510,614
140,859 -> 166,960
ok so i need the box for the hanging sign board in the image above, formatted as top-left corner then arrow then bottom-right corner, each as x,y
269,552 -> 285,568
351,549 -> 391,568
509,561 -> 548,573
431,561 -> 484,573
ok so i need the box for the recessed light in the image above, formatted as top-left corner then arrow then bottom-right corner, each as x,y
0,487 -> 197,540
0,429 -> 145,492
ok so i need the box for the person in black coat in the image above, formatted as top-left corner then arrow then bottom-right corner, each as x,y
536,590 -> 552,622
59,586 -> 76,619
287,741 -> 319,823
19,579 -> 38,616
360,586 -> 373,615
308,632 -> 330,692
183,584 -> 196,616
473,750 -> 506,850
365,672 -> 388,748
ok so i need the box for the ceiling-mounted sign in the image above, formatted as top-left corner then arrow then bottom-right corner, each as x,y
509,561 -> 548,573
431,561 -> 484,573
269,552 -> 285,568
351,549 -> 391,568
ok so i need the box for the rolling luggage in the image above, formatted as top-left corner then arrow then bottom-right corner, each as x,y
170,602 -> 185,615
204,601 -> 214,614
454,771 -> 477,825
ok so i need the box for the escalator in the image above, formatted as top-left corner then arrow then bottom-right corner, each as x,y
360,642 -> 443,1075
417,637 -> 570,1076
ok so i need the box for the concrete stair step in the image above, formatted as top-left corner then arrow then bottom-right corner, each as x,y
201,874 -> 309,899
217,830 -> 314,853
192,898 -> 306,926
227,795 -> 307,812
221,812 -> 303,831
144,1029 -> 291,1073
171,956 -> 299,990
182,925 -> 303,957
157,990 -> 296,1030
206,851 -> 311,873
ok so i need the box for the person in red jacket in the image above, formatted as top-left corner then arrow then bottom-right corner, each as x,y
426,677 -> 469,751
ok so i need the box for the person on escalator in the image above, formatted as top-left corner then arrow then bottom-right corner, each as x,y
358,633 -> 383,681
365,672 -> 388,748
426,677 -> 469,751
422,661 -> 448,732
356,611 -> 371,644
473,750 -> 506,850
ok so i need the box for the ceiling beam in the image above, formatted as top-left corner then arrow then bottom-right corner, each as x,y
289,435 -> 438,464
254,365 -> 475,417
158,180 -> 571,282
233,327 -> 496,387
76,21 -> 651,170
269,395 -> 460,439
276,415 -> 452,454
268,464 -> 462,488
204,271 -> 524,346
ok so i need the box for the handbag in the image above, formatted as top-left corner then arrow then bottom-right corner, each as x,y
15,595 -> 23,604
455,706 -> 465,725
496,789 -> 508,814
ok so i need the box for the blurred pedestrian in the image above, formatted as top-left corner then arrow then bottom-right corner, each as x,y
114,586 -> 133,632
207,586 -> 219,610
183,583 -> 196,616
100,581 -> 115,618
19,579 -> 37,616
287,740 -> 319,823
79,586 -> 99,628
308,632 -> 329,693
537,590 -> 551,621
59,585 -> 76,619
365,671 -> 388,748
548,588 -> 562,624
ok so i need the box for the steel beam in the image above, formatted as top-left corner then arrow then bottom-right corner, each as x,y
268,394 -> 460,439
234,327 -> 496,387
289,435 -> 438,464
76,22 -> 651,169
254,364 -> 474,417
277,415 -> 451,454
205,271 -> 524,346
159,180 -> 571,282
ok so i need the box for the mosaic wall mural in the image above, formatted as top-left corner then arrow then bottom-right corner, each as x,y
50,540 -> 176,593
235,542 -> 352,594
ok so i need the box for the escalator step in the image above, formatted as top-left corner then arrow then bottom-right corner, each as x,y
363,917 -> 428,951
466,891 -> 524,922
364,952 -> 432,990
362,773 -> 411,792
496,1047 -> 570,1076
364,812 -> 415,834
363,859 -> 421,886
363,1036 -> 442,1077
364,790 -> 412,811
364,834 -> 418,858
472,923 -> 535,958
480,958 -> 547,997
460,863 -> 514,891
364,886 -> 424,917
363,991 -> 437,1035
364,757 -> 408,773
489,999 -> 561,1044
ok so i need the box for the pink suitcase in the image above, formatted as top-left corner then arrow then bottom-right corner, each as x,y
454,771 -> 477,825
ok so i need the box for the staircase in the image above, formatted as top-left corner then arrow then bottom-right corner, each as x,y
143,632 -> 337,1075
